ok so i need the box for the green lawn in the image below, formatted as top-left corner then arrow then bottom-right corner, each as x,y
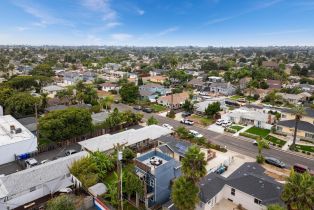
295,144 -> 314,153
230,125 -> 244,131
265,135 -> 286,147
230,95 -> 243,100
245,127 -> 270,137
150,104 -> 167,112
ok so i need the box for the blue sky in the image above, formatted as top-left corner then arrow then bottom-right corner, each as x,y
0,0 -> 314,46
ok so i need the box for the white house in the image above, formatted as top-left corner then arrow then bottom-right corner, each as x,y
226,107 -> 274,129
0,115 -> 37,165
42,85 -> 65,98
197,162 -> 284,210
99,82 -> 120,92
0,151 -> 88,210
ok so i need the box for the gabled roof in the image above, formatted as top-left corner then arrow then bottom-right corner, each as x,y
0,151 -> 88,198
158,135 -> 191,156
199,162 -> 284,206
277,120 -> 314,133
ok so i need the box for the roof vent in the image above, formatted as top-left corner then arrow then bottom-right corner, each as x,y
10,125 -> 15,133
15,128 -> 22,134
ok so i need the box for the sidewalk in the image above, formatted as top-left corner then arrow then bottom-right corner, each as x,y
233,125 -> 253,137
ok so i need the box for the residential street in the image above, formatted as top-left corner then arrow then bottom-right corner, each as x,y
114,103 -> 314,169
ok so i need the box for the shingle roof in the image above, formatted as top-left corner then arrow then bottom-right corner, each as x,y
0,151 -> 88,198
277,120 -> 314,133
199,162 -> 284,206
158,135 -> 192,156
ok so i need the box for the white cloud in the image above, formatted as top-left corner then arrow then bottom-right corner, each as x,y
16,26 -> 29,31
111,33 -> 133,42
13,1 -> 70,27
82,0 -> 117,21
136,8 -> 145,15
106,22 -> 122,28
157,27 -> 179,36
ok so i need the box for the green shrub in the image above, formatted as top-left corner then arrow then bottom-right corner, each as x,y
166,110 -> 175,118
256,155 -> 265,164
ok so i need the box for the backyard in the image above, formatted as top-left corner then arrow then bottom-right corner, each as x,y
245,127 -> 270,138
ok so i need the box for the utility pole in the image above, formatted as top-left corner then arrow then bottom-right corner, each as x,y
114,143 -> 127,210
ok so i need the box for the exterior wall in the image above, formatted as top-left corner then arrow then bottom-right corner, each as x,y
0,137 -> 37,165
0,175 -> 73,209
198,185 -> 266,210
276,125 -> 314,142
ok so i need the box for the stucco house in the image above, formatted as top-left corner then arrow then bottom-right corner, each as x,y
276,120 -> 314,142
157,92 -> 190,109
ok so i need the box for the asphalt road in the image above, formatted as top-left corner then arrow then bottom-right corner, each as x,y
114,103 -> 314,169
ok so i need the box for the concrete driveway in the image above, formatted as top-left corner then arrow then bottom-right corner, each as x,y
208,124 -> 225,133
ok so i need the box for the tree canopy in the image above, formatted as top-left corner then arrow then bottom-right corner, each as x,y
38,107 -> 93,142
30,63 -> 55,77
205,102 -> 221,118
46,195 -> 76,210
4,92 -> 39,117
147,116 -> 159,125
119,82 -> 139,103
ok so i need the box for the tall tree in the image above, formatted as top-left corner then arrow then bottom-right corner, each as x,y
290,105 -> 305,149
281,170 -> 314,210
119,82 -> 139,103
205,102 -> 220,118
171,177 -> 199,210
256,136 -> 269,164
4,92 -> 39,117
100,96 -> 114,110
182,99 -> 194,113
30,63 -> 55,77
181,145 -> 207,182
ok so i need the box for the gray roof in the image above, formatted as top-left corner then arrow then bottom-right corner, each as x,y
17,117 -> 37,132
140,89 -> 155,97
277,120 -> 314,133
210,82 -> 235,89
79,125 -> 173,152
0,151 -> 88,198
199,162 -> 284,206
158,135 -> 191,156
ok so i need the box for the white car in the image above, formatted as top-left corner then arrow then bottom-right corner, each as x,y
25,158 -> 38,168
180,119 -> 194,125
40,159 -> 50,164
189,130 -> 203,138
216,119 -> 224,125
58,188 -> 72,194
162,123 -> 174,130
222,121 -> 232,127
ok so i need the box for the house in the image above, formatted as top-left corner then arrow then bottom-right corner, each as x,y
134,150 -> 181,208
157,92 -> 190,109
209,82 -> 236,96
0,115 -> 37,165
267,80 -> 282,90
239,77 -> 251,90
208,76 -> 224,83
280,107 -> 314,125
276,120 -> 314,142
278,92 -> 311,104
157,135 -> 213,161
82,71 -> 97,82
149,75 -> 167,84
194,97 -> 227,114
0,151 -> 88,210
262,61 -> 279,70
42,85 -> 65,98
149,69 -> 167,77
99,82 -> 120,92
139,83 -> 170,101
197,162 -> 284,210
227,107 -> 274,129
298,84 -> 314,93
79,125 -> 173,153
244,88 -> 270,99
63,71 -> 82,85
188,78 -> 205,90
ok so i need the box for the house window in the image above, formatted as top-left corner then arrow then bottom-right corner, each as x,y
254,198 -> 262,205
149,179 -> 155,187
305,133 -> 314,139
30,186 -> 36,192
231,188 -> 235,196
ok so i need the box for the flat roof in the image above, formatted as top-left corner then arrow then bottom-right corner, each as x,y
79,125 -> 173,152
0,115 -> 36,147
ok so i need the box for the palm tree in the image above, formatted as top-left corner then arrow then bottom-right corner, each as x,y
171,177 -> 199,210
281,169 -> 314,210
256,136 -> 269,164
181,145 -> 207,183
100,96 -> 114,110
290,105 -> 305,149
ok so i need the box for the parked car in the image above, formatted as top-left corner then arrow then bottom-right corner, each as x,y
253,140 -> 258,146
114,99 -> 120,104
143,107 -> 153,113
293,163 -> 312,174
215,119 -> 224,125
180,118 -> 194,125
265,157 -> 286,168
162,123 -> 174,130
181,112 -> 191,117
222,120 -> 232,127
25,158 -> 38,168
189,130 -> 203,138
65,149 -> 77,156
133,105 -> 142,110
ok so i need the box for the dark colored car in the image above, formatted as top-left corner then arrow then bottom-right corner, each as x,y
133,105 -> 142,110
142,107 -> 153,113
265,157 -> 286,168
293,163 -> 314,176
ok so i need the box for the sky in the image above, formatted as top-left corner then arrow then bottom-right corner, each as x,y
0,0 -> 314,46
